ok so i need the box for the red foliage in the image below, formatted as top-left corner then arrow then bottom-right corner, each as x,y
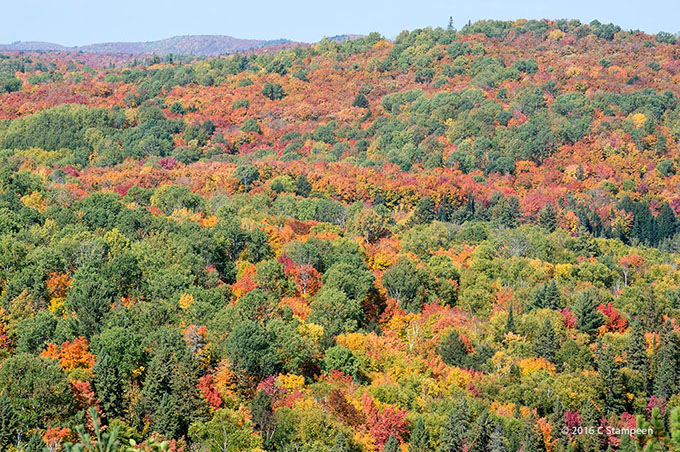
197,374 -> 222,409
361,392 -> 409,449
290,264 -> 322,296
597,302 -> 627,333
559,307 -> 578,329
326,389 -> 365,427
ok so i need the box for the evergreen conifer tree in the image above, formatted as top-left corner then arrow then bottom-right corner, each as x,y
654,319 -> 679,399
384,435 -> 400,452
410,417 -> 431,452
534,318 -> 559,362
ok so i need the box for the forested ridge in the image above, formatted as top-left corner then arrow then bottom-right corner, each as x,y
1,18 -> 680,452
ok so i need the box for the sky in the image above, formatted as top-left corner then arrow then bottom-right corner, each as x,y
4,0 -> 679,46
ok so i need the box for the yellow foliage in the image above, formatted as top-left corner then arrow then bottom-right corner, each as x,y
179,293 -> 195,310
554,263 -> 573,280
103,228 -> 131,254
353,431 -> 377,452
444,367 -> 473,389
48,297 -> 66,316
202,215 -> 218,227
631,113 -> 647,128
297,322 -> 324,343
565,66 -> 581,78
277,373 -> 305,392
548,29 -> 565,41
336,332 -> 365,352
20,191 -> 46,212
517,357 -> 556,376
491,401 -> 516,417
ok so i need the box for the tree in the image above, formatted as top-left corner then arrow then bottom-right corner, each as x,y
309,288 -> 364,340
654,319 -> 679,399
93,353 -> 123,419
468,410 -> 493,452
383,257 -> 425,312
352,93 -> 369,109
64,408 -> 119,452
489,424 -> 507,452
596,343 -> 624,413
188,408 -> 263,452
262,82 -> 286,100
250,390 -> 276,446
411,196 -> 436,225
331,432 -> 349,452
572,290 -> 604,338
295,173 -> 312,197
67,267 -> 116,338
323,345 -> 360,378
627,317 -> 648,376
534,318 -> 558,362
537,204 -> 557,232
0,396 -> 20,451
505,305 -> 516,333
410,417 -> 431,452
240,118 -> 261,134
438,330 -> 469,367
531,280 -> 562,310
235,164 -> 260,191
440,399 -> 470,452
0,354 -> 75,428
384,435 -> 400,452
225,320 -> 279,378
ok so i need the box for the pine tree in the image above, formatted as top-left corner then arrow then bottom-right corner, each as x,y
352,93 -> 369,109
618,434 -> 636,452
544,280 -> 562,309
575,400 -> 601,451
656,202 -> 677,242
0,396 -> 19,451
489,424 -> 507,452
437,194 -> 453,222
384,434 -> 400,452
531,284 -> 547,309
523,415 -> 546,452
538,204 -> 557,232
626,318 -> 648,377
93,353 -> 123,419
294,173 -> 312,197
448,16 -> 454,31
331,432 -> 349,452
505,305 -> 516,334
550,398 -> 566,448
440,398 -> 470,452
534,318 -> 558,362
410,417 -> 431,452
572,291 -> 604,338
468,410 -> 492,452
596,343 -> 624,413
412,196 -> 436,225
654,319 -> 679,399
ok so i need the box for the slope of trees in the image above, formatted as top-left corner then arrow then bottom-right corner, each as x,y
1,18 -> 680,452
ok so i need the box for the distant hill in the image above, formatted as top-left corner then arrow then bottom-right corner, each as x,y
0,35 -> 298,56
0,41 -> 68,52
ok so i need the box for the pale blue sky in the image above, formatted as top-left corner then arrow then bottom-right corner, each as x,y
5,0 -> 679,46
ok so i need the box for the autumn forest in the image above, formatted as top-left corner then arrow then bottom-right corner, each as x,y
1,18 -> 680,452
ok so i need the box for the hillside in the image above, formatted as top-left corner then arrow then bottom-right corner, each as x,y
1,18 -> 680,452
0,34 -> 297,56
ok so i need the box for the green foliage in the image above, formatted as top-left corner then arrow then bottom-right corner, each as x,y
438,330 -> 469,367
65,408 -> 120,452
262,82 -> 286,100
0,353 -> 75,428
